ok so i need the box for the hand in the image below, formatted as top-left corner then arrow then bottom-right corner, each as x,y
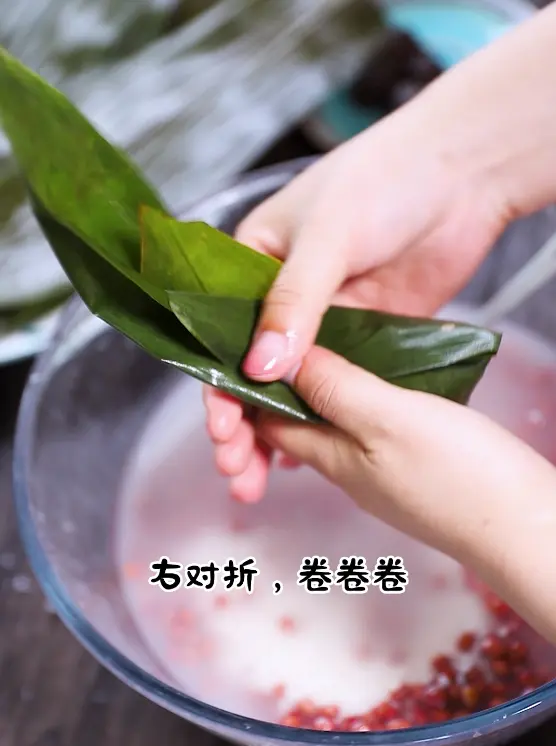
205,2 -> 556,503
204,99 -> 510,502
257,347 -> 556,645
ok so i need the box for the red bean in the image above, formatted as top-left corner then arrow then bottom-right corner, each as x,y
457,632 -> 476,653
280,582 -> 551,731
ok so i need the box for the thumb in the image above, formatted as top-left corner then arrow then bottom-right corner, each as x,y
256,347 -> 403,486
287,346 -> 402,442
241,217 -> 348,383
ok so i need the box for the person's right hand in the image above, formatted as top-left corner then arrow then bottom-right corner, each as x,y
203,92 -> 513,503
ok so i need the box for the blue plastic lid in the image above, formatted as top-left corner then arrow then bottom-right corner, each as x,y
311,0 -> 533,144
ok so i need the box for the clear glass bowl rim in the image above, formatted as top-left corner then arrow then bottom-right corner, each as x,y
12,156 -> 556,744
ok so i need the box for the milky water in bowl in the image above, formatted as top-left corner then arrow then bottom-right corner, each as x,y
115,306 -> 556,723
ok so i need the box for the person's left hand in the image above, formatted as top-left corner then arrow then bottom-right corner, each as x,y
252,345 -> 556,645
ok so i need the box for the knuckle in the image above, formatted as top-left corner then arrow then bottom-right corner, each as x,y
235,219 -> 275,253
306,372 -> 340,422
267,279 -> 305,311
235,212 -> 258,239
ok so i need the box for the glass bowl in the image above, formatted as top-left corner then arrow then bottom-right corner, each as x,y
13,157 -> 556,746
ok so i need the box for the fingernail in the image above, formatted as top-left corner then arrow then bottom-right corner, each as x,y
243,331 -> 291,378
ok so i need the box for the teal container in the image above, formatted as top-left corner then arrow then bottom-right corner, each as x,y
304,0 -> 535,149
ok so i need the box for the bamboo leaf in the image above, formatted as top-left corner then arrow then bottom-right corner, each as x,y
140,206 -> 280,297
30,190 -> 313,421
0,49 -> 501,424
0,46 -> 171,310
169,292 -> 501,406
139,207 -> 207,293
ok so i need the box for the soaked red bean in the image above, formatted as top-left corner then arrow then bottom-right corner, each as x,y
280,585 -> 554,732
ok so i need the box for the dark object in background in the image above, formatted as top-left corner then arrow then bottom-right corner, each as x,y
389,79 -> 423,109
348,28 -> 443,112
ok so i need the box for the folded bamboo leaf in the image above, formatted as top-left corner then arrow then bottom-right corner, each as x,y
0,46 -> 171,310
393,363 -> 491,404
139,207 -> 207,293
146,211 -> 500,406
140,206 -> 280,297
0,48 -> 501,424
31,190 -> 314,420
168,292 -> 501,405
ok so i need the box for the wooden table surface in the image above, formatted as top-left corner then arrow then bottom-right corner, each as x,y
2,39 -> 556,742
